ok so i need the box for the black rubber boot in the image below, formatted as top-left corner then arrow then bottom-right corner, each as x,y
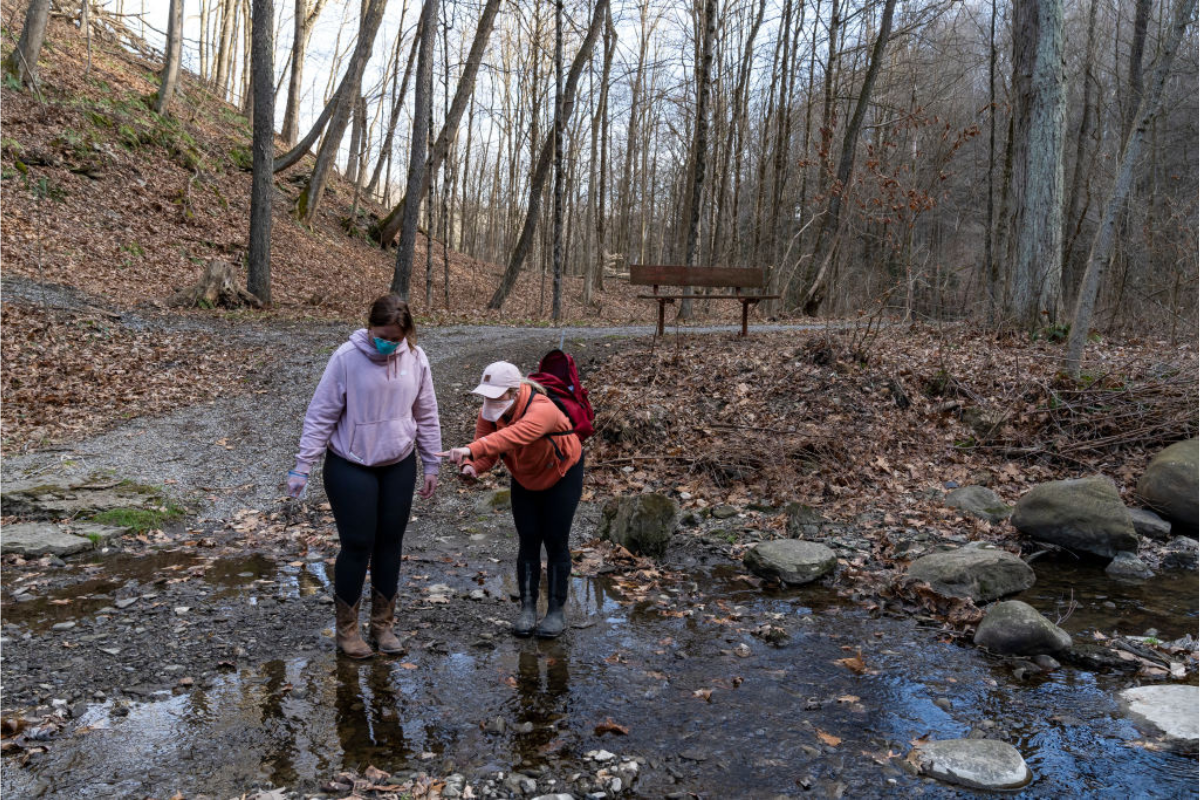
535,561 -> 571,639
512,560 -> 540,637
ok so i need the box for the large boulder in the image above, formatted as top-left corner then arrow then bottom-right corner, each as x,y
944,486 -> 1014,523
1118,685 -> 1199,753
784,503 -> 828,538
1,476 -> 161,519
1,522 -> 127,556
1137,438 -> 1199,529
598,494 -> 678,558
973,600 -> 1072,655
911,739 -> 1032,791
906,543 -> 1035,602
743,540 -> 837,586
1011,476 -> 1138,558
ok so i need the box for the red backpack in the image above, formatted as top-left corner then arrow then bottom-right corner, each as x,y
529,349 -> 595,441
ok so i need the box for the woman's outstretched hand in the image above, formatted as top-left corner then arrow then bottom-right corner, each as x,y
418,473 -> 438,500
460,463 -> 478,481
435,447 -> 472,465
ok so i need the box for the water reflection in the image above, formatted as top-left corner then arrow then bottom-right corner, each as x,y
510,644 -> 571,765
334,659 -> 413,772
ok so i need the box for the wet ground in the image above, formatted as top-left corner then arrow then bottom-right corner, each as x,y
2,280 -> 1198,797
2,537 -> 1197,798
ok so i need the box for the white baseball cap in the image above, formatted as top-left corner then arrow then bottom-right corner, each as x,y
471,361 -> 522,398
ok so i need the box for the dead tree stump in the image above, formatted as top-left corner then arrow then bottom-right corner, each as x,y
169,260 -> 263,309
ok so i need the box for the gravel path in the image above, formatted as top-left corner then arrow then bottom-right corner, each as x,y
2,276 -> 835,521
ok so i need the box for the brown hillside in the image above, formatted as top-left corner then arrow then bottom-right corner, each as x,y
0,9 -> 674,325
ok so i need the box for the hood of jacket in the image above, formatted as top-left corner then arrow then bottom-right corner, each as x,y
350,328 -> 404,378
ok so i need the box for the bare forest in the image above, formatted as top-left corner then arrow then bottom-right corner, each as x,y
24,0 -> 1194,334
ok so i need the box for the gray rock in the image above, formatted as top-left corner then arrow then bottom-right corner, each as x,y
1105,551 -> 1154,581
912,739 -> 1032,790
784,503 -> 827,538
1163,537 -> 1198,571
743,540 -> 837,586
974,600 -> 1072,655
944,486 -> 1014,523
907,543 -> 1034,602
476,489 -> 511,513
712,505 -> 738,520
1137,438 -> 1199,528
598,494 -> 678,558
2,523 -> 94,556
1128,508 -> 1173,541
1118,684 -> 1199,753
1011,475 -> 1139,558
1,477 -> 160,519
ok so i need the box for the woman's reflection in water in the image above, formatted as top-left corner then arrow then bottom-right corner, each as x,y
335,658 -> 412,772
513,643 -> 571,762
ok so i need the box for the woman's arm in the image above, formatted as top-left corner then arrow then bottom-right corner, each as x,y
411,348 -> 443,475
294,353 -> 347,474
467,398 -> 555,461
468,413 -> 500,474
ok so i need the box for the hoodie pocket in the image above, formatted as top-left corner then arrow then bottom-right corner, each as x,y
349,416 -> 416,466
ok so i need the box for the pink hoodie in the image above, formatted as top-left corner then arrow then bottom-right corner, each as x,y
295,329 -> 442,475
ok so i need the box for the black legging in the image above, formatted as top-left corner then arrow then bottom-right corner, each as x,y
511,455 -> 584,568
323,449 -> 416,605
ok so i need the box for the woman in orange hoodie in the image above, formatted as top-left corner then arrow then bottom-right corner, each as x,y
438,361 -> 583,638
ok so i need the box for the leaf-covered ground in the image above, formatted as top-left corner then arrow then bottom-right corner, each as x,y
587,323 -> 1197,529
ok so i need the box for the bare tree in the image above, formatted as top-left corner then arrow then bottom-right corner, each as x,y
296,0 -> 388,224
281,0 -> 331,146
3,0 -> 51,89
1065,0 -> 1197,375
487,0 -> 609,310
1004,0 -> 1067,330
247,0 -> 274,304
680,0 -> 719,319
551,0 -> 565,321
391,0 -> 437,299
156,0 -> 185,115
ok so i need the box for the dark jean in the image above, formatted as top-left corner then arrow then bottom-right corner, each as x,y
511,455 -> 584,569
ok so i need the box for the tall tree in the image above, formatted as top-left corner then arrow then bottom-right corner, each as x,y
1065,0 -> 1197,375
487,0 -> 609,310
156,0 -> 185,115
373,0 -> 501,246
214,0 -> 239,98
281,0 -> 331,146
247,0 -> 275,304
390,0 -> 438,299
367,15 -> 419,198
551,0 -> 565,321
1004,0 -> 1067,330
680,0 -> 719,319
296,0 -> 388,224
3,0 -> 51,89
800,0 -> 899,315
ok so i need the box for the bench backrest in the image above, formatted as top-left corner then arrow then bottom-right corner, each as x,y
630,264 -> 765,289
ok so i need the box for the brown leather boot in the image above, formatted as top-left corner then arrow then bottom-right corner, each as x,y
368,589 -> 405,654
335,597 -> 373,659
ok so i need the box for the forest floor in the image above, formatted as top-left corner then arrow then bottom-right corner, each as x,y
2,8 -> 1199,800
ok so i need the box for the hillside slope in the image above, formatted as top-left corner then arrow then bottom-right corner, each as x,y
0,9 -> 652,323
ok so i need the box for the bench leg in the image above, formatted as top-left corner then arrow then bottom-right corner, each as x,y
741,300 -> 749,337
657,299 -> 666,337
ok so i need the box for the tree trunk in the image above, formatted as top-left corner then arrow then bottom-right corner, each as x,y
1060,0 -> 1099,307
214,0 -> 238,98
297,0 -> 387,225
680,0 -> 719,320
247,0 -> 275,304
281,0 -> 329,146
551,0 -> 565,321
1065,0 -> 1195,376
487,0 -> 609,311
373,0 -> 501,246
3,0 -> 51,89
984,0 -> 999,323
171,260 -> 263,308
367,15 -> 418,198
801,0 -> 898,316
585,5 -> 616,304
390,0 -> 437,299
156,0 -> 185,115
1004,0 -> 1067,331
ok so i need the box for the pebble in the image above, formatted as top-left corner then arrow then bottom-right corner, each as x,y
174,607 -> 191,615
115,598 -> 138,609
51,622 -> 76,631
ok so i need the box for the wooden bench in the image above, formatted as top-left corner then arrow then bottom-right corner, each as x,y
631,265 -> 779,337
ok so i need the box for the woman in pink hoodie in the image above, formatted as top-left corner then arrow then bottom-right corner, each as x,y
287,295 -> 442,659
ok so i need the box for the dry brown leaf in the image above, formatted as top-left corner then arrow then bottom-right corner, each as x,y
816,729 -> 842,747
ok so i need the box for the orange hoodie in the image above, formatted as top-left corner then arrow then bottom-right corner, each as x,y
467,383 -> 582,491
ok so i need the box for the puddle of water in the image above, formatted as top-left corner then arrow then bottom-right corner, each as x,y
1021,556 -> 1199,640
5,563 -> 1197,799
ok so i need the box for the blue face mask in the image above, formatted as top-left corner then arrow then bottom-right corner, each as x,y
373,337 -> 400,356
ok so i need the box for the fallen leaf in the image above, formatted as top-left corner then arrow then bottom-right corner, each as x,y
399,662 -> 418,670
837,694 -> 860,703
692,688 -> 713,701
816,729 -> 842,747
834,649 -> 869,674
594,718 -> 630,736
